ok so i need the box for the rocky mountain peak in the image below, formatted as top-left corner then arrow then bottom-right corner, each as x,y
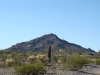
8,33 -> 95,53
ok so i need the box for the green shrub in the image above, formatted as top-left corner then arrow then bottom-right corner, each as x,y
64,54 -> 89,70
15,61 -> 46,75
53,56 -> 58,63
87,58 -> 96,64
0,62 -> 5,67
96,58 -> 100,65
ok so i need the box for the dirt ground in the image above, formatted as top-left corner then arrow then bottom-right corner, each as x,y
0,64 -> 100,75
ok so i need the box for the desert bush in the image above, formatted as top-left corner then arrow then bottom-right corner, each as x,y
2,56 -> 7,62
95,58 -> 100,65
0,62 -> 5,67
64,54 -> 89,70
87,58 -> 96,64
7,54 -> 12,59
53,56 -> 58,63
58,59 -> 62,64
13,55 -> 24,66
15,61 -> 46,75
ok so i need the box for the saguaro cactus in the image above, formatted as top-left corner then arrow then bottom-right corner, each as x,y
48,45 -> 51,63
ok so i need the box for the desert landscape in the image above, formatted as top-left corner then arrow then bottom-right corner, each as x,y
0,0 -> 100,75
0,34 -> 100,75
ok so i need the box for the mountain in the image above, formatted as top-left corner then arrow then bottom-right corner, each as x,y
7,33 -> 94,53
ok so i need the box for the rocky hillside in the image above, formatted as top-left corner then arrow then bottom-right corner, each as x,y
8,33 -> 94,53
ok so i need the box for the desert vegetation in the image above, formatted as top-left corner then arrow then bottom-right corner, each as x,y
62,54 -> 89,70
15,61 -> 46,75
0,50 -> 100,75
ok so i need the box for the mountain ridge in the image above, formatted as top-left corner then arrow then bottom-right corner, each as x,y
7,33 -> 95,53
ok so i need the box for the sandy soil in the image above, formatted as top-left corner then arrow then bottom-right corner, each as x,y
0,64 -> 100,75
47,64 -> 100,75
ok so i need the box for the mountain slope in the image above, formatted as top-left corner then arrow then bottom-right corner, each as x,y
8,33 -> 94,53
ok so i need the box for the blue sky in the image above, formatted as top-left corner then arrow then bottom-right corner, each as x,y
0,0 -> 100,52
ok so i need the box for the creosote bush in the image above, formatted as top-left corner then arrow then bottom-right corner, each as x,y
0,62 -> 5,67
95,58 -> 100,65
63,54 -> 89,70
15,61 -> 46,75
